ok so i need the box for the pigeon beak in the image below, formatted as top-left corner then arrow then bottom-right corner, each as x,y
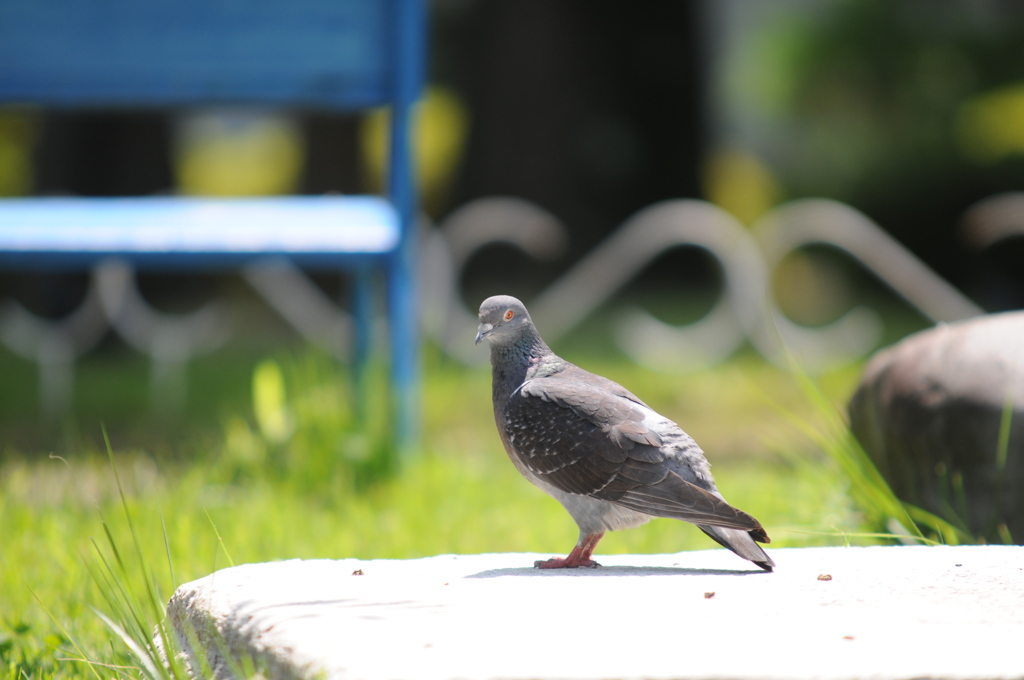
475,323 -> 493,345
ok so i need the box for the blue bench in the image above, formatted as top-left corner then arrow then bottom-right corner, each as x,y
0,0 -> 425,449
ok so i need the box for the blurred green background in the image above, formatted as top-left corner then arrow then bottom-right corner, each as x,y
2,1 -> 1023,678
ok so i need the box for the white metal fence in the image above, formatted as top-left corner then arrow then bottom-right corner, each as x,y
4,192 -> 1020,414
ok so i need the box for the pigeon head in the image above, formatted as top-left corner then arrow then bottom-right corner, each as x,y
475,295 -> 536,347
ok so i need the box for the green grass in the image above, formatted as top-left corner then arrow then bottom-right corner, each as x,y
0,345 -> 908,679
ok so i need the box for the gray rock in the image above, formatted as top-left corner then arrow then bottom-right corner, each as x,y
849,311 -> 1024,542
164,547 -> 1024,680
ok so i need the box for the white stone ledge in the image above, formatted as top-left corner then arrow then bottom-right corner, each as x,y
166,545 -> 1024,680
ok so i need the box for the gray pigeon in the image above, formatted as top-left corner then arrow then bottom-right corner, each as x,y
476,294 -> 774,571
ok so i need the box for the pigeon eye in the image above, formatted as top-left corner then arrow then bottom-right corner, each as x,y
504,310 -> 515,321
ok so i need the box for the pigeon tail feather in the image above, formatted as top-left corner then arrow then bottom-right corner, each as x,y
698,524 -> 775,572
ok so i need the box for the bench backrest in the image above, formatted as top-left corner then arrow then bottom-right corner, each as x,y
0,0 -> 424,111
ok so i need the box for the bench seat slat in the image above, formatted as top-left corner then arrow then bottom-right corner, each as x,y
0,195 -> 398,268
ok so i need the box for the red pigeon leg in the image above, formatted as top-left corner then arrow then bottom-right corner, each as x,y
534,532 -> 605,569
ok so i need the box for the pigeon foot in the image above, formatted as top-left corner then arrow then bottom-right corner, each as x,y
534,556 -> 601,569
533,532 -> 604,569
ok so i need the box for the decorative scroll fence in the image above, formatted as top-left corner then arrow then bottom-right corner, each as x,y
3,193 -> 1019,415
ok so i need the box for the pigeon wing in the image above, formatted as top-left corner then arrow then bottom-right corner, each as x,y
504,374 -> 762,531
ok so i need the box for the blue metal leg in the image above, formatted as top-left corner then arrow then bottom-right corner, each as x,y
387,250 -> 418,456
352,266 -> 374,423
383,0 -> 425,456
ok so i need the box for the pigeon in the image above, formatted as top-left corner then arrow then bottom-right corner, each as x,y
476,294 -> 774,571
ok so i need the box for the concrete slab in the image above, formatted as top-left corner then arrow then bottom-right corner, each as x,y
166,545 -> 1024,680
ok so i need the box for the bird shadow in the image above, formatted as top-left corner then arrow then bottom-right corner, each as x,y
467,564 -> 770,579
